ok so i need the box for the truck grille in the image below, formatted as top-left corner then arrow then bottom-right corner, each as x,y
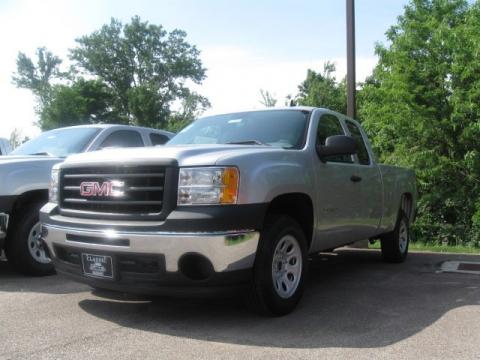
60,165 -> 168,219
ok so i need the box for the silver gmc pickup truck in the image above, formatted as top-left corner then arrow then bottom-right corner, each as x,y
40,107 -> 416,315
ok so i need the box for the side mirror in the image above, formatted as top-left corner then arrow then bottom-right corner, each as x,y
316,135 -> 357,162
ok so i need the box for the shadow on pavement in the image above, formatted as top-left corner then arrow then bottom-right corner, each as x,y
0,258 -> 88,294
76,250 -> 480,349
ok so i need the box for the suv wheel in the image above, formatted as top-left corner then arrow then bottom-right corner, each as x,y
5,203 -> 55,276
247,215 -> 307,316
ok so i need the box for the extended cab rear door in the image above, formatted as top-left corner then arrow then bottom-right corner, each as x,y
342,118 -> 383,240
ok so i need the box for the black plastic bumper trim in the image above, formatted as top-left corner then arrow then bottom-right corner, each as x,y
53,255 -> 251,297
43,203 -> 269,233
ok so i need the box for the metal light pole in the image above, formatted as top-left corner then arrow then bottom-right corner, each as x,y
346,0 -> 356,119
347,0 -> 369,249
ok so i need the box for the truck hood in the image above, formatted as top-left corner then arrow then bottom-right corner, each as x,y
62,144 -> 283,167
0,155 -> 63,165
0,155 -> 65,196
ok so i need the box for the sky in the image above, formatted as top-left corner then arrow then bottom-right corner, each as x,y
0,0 -> 409,139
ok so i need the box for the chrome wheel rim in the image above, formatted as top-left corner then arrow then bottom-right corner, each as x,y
27,222 -> 51,264
398,220 -> 408,254
271,234 -> 303,299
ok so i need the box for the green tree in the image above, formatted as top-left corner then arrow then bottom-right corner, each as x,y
296,62 -> 347,114
40,79 -> 118,130
358,0 -> 480,245
9,128 -> 29,149
12,47 -> 65,112
259,89 -> 277,107
70,16 -> 208,129
12,16 -> 209,131
166,91 -> 211,133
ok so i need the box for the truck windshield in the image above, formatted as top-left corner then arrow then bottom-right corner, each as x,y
168,110 -> 310,149
11,127 -> 100,158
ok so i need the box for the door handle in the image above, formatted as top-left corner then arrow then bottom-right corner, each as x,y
350,175 -> 362,183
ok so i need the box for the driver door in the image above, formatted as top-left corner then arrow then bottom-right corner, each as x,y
311,113 -> 358,251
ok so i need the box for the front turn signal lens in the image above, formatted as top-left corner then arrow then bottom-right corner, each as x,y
220,167 -> 239,204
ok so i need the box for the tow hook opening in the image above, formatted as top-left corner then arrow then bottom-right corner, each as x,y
178,253 -> 214,281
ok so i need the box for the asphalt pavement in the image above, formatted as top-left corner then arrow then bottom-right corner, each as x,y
1,249 -> 479,360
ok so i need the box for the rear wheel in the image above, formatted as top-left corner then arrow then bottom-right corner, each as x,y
380,210 -> 410,263
247,215 -> 307,316
5,203 -> 54,276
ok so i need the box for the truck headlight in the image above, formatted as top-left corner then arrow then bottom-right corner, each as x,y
49,167 -> 60,204
178,167 -> 239,205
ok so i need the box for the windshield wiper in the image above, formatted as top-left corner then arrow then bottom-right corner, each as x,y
226,140 -> 270,146
29,152 -> 55,156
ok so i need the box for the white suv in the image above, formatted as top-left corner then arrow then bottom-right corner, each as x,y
0,124 -> 173,275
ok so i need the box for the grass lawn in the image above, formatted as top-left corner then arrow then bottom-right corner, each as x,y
368,241 -> 480,254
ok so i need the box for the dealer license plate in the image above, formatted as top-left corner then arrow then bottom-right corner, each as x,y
81,253 -> 113,279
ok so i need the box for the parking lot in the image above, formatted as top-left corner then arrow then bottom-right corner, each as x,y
1,249 -> 479,360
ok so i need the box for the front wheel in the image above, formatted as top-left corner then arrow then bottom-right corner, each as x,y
5,203 -> 55,276
380,210 -> 410,263
247,215 -> 308,316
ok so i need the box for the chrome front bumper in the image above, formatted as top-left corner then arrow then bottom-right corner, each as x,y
42,224 -> 259,273
0,213 -> 9,241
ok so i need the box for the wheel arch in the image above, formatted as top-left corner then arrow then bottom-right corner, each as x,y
9,190 -> 48,225
265,193 -> 314,249
400,193 -> 414,223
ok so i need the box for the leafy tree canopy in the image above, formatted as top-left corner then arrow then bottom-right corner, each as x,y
358,0 -> 480,245
259,89 -> 277,107
12,47 -> 64,107
296,62 -> 347,114
13,16 -> 209,131
9,128 -> 29,149
40,79 -> 118,130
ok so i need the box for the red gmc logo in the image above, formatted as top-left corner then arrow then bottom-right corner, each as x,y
80,181 -> 124,197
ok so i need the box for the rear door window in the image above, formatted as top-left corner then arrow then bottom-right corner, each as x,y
149,133 -> 170,145
99,130 -> 144,149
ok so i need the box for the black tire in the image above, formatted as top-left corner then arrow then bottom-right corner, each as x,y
380,210 -> 410,263
247,215 -> 308,316
5,203 -> 55,276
